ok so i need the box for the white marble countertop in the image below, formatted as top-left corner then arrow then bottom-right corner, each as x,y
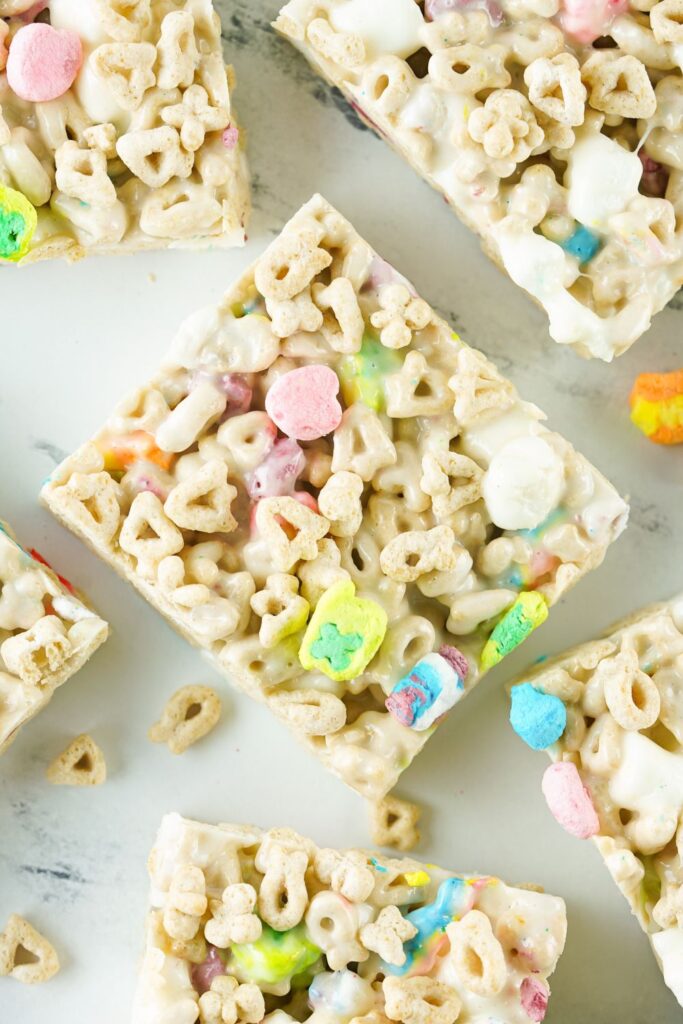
1,2 -> 682,1021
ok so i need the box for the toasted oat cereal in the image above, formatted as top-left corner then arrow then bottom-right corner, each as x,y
132,813 -> 567,1023
41,194 -> 627,801
0,0 -> 249,264
369,794 -> 422,852
0,914 -> 59,984
275,0 -> 683,361
0,519 -> 108,755
149,683 -> 222,754
46,732 -> 107,785
509,593 -> 683,1007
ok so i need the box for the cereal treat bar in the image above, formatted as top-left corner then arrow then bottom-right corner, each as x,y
275,0 -> 683,361
509,594 -> 683,1006
41,194 -> 627,800
132,812 -> 568,1024
0,520 -> 108,754
0,0 -> 249,264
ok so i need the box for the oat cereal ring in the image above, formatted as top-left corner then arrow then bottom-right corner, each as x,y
524,52 -> 586,125
0,915 -> 59,985
164,460 -> 238,534
250,573 -> 310,649
91,42 -> 157,111
420,450 -> 483,519
383,975 -> 461,1024
313,847 -> 375,903
156,10 -> 199,90
306,15 -> 365,68
318,471 -> 364,537
370,284 -> 432,350
255,830 -> 310,932
163,864 -> 208,941
205,883 -> 262,947
380,526 -> 462,584
582,51 -> 657,119
312,277 -> 365,353
255,218 -> 332,301
119,492 -> 184,579
596,649 -> 661,730
385,351 -> 451,418
446,909 -> 507,996
331,403 -> 397,480
360,905 -> 417,965
265,287 -> 323,338
305,890 -> 369,969
254,497 -> 329,572
268,688 -> 347,736
149,685 -> 222,755
46,733 -> 106,786
198,975 -> 265,1024
369,794 -> 421,852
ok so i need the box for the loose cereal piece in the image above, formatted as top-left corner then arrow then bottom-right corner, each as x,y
0,520 -> 108,756
133,814 -> 568,1021
1,0 -> 249,265
369,795 -> 421,852
275,5 -> 683,360
42,195 -> 626,803
148,685 -> 222,754
509,593 -> 683,1006
630,369 -> 683,444
0,914 -> 59,984
46,733 -> 107,786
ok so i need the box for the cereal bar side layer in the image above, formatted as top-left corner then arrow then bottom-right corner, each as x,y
275,0 -> 683,361
0,519 -> 109,754
132,812 -> 568,1024
510,594 -> 683,1006
0,0 -> 250,264
41,194 -> 628,800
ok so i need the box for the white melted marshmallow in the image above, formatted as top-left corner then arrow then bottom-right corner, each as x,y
330,0 -> 424,58
482,436 -> 565,530
609,731 -> 683,820
652,928 -> 683,1007
566,133 -> 642,229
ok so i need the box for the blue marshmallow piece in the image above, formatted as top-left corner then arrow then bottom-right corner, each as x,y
560,225 -> 601,265
510,683 -> 567,750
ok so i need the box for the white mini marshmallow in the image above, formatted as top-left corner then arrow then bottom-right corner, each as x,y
482,436 -> 565,530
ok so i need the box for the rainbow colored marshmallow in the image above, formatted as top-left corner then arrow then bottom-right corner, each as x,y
386,646 -> 468,731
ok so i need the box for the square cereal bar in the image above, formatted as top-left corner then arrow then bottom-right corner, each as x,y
132,812 -> 568,1024
509,594 -> 683,1006
275,0 -> 683,361
41,194 -> 627,801
0,0 -> 249,264
0,519 -> 108,754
